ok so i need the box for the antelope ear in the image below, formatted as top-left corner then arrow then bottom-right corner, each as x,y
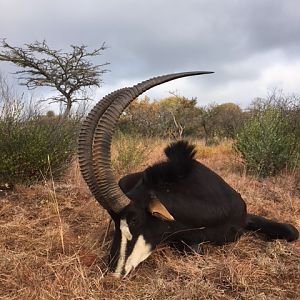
148,199 -> 175,221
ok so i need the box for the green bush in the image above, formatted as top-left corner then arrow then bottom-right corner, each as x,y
0,116 -> 80,185
234,108 -> 299,177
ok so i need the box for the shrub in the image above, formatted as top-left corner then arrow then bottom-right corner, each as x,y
234,107 -> 299,177
0,113 -> 80,185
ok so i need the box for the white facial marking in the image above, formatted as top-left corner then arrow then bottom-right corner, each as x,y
113,221 -> 152,278
120,219 -> 133,241
114,219 -> 132,277
124,235 -> 152,277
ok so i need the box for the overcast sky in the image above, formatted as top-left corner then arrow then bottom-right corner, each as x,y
1,0 -> 300,109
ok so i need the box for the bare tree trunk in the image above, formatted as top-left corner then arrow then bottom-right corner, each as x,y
202,122 -> 209,145
171,112 -> 184,139
62,98 -> 72,119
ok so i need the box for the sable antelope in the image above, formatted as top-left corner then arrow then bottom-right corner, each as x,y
78,72 -> 299,278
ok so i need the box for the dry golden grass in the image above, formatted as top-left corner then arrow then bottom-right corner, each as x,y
0,139 -> 299,299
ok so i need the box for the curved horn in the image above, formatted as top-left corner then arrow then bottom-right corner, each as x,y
91,71 -> 213,213
78,88 -> 130,210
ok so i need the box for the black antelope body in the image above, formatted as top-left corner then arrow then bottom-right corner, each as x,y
78,72 -> 299,277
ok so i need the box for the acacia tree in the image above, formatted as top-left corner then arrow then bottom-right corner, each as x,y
0,39 -> 109,118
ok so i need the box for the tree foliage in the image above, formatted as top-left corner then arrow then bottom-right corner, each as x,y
0,39 -> 109,118
119,95 -> 203,139
118,95 -> 246,141
250,89 -> 300,140
199,102 -> 244,144
159,94 -> 202,138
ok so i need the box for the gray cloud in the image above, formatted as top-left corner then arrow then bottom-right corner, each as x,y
1,0 -> 300,107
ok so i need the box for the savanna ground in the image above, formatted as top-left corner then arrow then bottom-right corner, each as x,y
0,138 -> 299,300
